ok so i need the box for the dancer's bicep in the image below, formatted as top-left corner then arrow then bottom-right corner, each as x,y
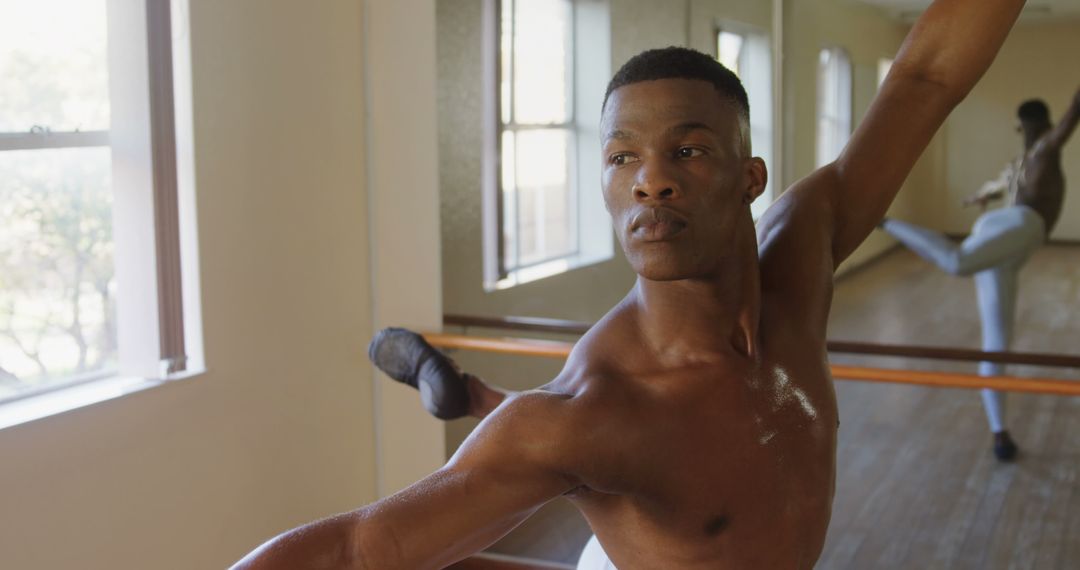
375,392 -> 582,568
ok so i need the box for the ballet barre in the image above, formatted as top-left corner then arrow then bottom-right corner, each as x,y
422,332 -> 1080,397
442,314 -> 1080,369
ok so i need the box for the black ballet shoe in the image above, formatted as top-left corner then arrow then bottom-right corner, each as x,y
993,431 -> 1019,462
368,327 -> 470,420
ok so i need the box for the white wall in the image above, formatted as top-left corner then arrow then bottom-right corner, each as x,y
0,1 -> 444,567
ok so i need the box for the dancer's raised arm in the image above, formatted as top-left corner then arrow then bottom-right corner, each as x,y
1046,86 -> 1080,150
761,0 -> 1026,267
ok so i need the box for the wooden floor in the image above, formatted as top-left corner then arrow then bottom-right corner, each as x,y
821,244 -> 1080,570
482,245 -> 1080,568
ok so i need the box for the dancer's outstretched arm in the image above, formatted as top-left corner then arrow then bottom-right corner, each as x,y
369,328 -> 513,420
465,373 -> 512,418
231,391 -> 583,569
963,163 -> 1014,208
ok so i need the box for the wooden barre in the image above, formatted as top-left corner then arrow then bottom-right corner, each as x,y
422,333 -> 1080,397
442,314 -> 1080,369
425,333 -> 574,359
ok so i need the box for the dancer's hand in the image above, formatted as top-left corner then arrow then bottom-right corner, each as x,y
962,194 -> 992,209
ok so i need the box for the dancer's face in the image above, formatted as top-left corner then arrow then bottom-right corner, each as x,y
600,79 -> 766,281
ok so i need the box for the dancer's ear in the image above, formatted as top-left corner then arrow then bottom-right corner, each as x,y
742,157 -> 767,205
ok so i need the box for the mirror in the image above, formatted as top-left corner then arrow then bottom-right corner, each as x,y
436,0 -> 1080,566
828,0 -> 1080,372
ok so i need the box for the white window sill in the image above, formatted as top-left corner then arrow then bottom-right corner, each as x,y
0,369 -> 204,431
490,249 -> 613,291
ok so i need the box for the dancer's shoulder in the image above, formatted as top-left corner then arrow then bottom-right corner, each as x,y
477,378 -> 635,488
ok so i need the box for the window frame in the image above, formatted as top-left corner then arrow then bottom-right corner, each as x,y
482,0 -> 612,291
0,131 -> 110,152
496,0 -> 579,280
714,20 -> 775,220
0,0 -> 202,424
815,45 -> 853,169
877,57 -> 894,88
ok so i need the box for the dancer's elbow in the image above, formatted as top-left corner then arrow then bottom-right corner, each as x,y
337,517 -> 407,570
231,514 -> 396,570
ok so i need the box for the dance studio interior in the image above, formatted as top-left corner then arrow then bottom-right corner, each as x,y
2,0 -> 1078,568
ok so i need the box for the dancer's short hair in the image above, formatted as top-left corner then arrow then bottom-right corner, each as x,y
604,47 -> 749,124
1017,99 -> 1050,125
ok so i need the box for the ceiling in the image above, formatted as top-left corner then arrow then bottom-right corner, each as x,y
855,0 -> 1080,21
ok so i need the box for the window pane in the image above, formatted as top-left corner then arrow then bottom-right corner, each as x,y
816,47 -> 851,168
513,129 -> 575,267
512,0 -> 572,125
0,0 -> 110,133
878,58 -> 893,87
718,27 -> 773,218
0,147 -> 117,401
501,130 -> 519,273
717,31 -> 744,77
500,0 -> 514,125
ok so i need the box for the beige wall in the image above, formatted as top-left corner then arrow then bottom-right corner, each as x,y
927,20 -> 1080,240
0,1 -> 443,567
608,0 -> 690,66
365,0 -> 446,497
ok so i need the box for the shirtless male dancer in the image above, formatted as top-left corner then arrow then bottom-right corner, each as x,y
233,1 -> 1024,568
881,88 -> 1080,461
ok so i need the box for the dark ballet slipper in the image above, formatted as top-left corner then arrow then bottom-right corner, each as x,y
368,327 -> 470,420
993,430 -> 1018,462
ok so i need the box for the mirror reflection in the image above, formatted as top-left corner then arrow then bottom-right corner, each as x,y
435,0 -> 1080,567
832,0 -> 1080,362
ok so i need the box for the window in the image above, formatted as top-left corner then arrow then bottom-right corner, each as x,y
483,0 -> 611,290
716,24 -> 773,219
0,0 -> 201,424
0,1 -> 114,400
816,46 -> 852,168
877,57 -> 893,88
